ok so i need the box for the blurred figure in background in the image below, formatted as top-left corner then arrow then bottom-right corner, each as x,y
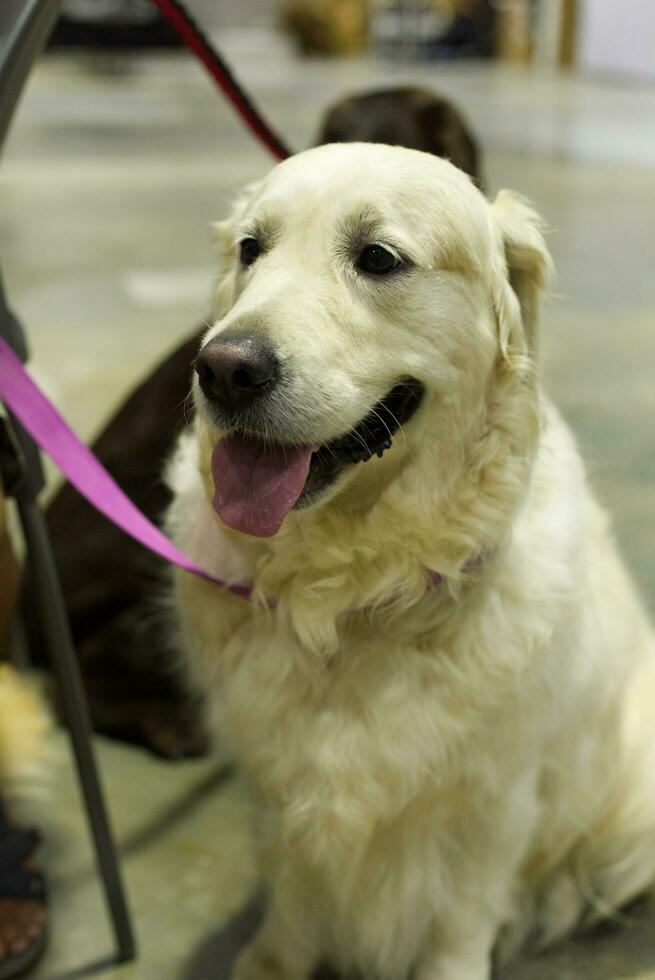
282,0 -> 496,58
427,0 -> 496,58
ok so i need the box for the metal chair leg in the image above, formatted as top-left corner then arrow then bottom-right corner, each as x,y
15,488 -> 136,962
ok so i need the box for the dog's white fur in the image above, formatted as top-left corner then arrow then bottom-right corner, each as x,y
166,144 -> 655,980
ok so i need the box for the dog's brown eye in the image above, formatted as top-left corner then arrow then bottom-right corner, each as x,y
240,238 -> 261,267
357,244 -> 399,276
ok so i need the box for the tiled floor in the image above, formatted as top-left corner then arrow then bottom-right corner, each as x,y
3,33 -> 655,980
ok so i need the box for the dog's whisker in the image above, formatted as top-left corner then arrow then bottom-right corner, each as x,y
380,408 -> 408,449
367,408 -> 396,443
179,391 -> 196,427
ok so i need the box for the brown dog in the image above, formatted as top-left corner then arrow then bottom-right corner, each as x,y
26,87 -> 483,758
317,86 -> 482,188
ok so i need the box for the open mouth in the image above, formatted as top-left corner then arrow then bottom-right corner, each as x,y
299,377 -> 424,505
210,377 -> 424,537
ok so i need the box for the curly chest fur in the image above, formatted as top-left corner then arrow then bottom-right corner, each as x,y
213,608 -> 526,860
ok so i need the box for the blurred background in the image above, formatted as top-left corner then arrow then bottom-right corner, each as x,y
1,2 -> 655,979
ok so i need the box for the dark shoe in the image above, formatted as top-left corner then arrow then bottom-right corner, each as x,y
0,805 -> 47,980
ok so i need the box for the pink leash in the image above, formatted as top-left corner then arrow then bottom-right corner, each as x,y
0,337 -> 251,598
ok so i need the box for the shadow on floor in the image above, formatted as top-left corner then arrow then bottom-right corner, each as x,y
121,761 -> 234,857
503,898 -> 655,980
179,898 -> 262,980
180,897 -> 342,980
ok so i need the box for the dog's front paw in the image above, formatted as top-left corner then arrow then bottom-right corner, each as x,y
231,944 -> 309,980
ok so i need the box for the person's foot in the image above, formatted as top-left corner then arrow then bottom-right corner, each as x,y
0,896 -> 46,965
0,804 -> 47,979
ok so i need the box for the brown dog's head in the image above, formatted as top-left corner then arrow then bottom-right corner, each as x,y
316,86 -> 483,189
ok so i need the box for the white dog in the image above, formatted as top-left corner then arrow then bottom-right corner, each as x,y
166,143 -> 655,980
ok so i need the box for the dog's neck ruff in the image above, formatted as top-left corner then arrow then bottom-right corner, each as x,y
249,561 -> 493,614
255,566 -> 446,612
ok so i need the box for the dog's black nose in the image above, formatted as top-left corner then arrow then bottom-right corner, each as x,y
195,334 -> 278,409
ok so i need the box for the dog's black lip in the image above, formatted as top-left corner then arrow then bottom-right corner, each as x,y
325,377 -> 424,463
296,377 -> 425,506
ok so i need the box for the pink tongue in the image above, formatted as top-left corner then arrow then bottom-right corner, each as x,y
211,435 -> 313,537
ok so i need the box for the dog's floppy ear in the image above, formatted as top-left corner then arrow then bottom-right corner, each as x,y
491,190 -> 553,360
211,181 -> 262,317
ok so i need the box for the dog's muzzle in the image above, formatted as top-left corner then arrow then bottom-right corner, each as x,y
194,332 -> 425,538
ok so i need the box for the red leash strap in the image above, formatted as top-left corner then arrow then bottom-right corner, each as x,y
150,0 -> 291,162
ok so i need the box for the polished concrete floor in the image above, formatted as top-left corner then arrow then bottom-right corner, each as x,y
3,32 -> 655,980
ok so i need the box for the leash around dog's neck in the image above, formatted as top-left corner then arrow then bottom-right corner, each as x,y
0,338 -> 460,602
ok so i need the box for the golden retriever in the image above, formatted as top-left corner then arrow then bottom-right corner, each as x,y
166,143 -> 655,980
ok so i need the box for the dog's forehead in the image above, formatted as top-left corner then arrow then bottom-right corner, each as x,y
242,144 -> 490,269
252,143 -> 485,231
